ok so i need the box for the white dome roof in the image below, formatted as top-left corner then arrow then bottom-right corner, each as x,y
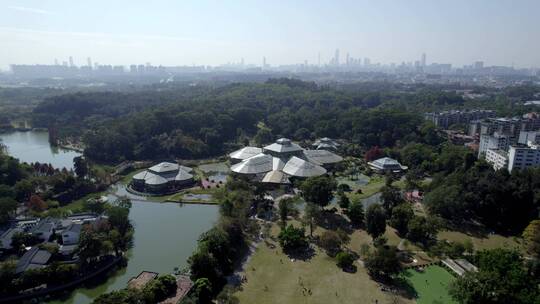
230,153 -> 273,174
282,156 -> 327,177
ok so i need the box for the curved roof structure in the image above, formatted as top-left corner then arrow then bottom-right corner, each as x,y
303,149 -> 343,164
368,157 -> 408,172
282,156 -> 327,177
131,162 -> 194,190
175,170 -> 194,181
262,170 -> 291,184
132,171 -> 149,181
230,153 -> 273,174
229,147 -> 263,161
144,172 -> 168,185
179,165 -> 193,173
148,162 -> 179,173
263,138 -> 303,154
313,137 -> 340,150
229,138 -> 341,180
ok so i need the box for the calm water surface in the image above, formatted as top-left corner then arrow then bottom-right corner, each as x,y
0,131 -> 81,170
48,201 -> 218,304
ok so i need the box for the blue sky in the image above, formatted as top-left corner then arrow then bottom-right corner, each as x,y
0,0 -> 539,69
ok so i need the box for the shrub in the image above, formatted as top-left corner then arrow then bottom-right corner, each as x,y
319,230 -> 342,256
278,225 -> 308,252
336,251 -> 355,269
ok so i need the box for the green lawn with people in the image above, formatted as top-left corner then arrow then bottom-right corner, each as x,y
401,265 -> 457,304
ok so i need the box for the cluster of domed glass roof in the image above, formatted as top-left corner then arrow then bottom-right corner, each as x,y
229,138 -> 342,184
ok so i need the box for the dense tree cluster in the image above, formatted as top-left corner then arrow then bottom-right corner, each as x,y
450,249 -> 540,304
93,274 -> 177,304
424,161 -> 540,233
185,177 -> 254,301
32,80 -> 436,162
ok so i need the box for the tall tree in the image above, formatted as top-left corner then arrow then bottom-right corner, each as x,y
407,216 -> 439,244
380,184 -> 403,215
523,220 -> 540,259
346,200 -> 365,227
389,204 -> 414,236
300,175 -> 337,208
73,156 -> 88,179
365,246 -> 401,280
302,202 -> 320,237
0,197 -> 17,225
365,204 -> 386,239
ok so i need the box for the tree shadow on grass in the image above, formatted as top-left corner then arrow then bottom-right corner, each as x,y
341,264 -> 358,273
317,211 -> 353,233
445,220 -> 489,238
283,245 -> 316,262
393,276 -> 418,300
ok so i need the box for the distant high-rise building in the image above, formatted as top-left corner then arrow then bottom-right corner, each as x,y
87,57 -> 92,68
54,58 -> 59,66
262,56 -> 266,68
346,52 -> 350,66
334,49 -> 340,66
474,61 -> 484,69
241,58 -> 244,66
421,53 -> 426,67
364,57 -> 371,66
69,56 -> 74,67
62,61 -> 68,67
318,52 -> 321,67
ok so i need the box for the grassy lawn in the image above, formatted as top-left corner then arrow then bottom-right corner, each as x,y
119,168 -> 145,185
400,265 -> 457,304
44,191 -> 106,217
234,222 -> 413,304
197,161 -> 229,173
346,175 -> 405,200
437,230 -> 523,252
166,190 -> 218,204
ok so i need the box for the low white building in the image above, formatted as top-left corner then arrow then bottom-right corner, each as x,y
478,132 -> 510,157
485,141 -> 540,172
485,149 -> 508,171
508,142 -> 540,172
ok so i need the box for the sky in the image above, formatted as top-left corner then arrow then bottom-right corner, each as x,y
0,0 -> 539,69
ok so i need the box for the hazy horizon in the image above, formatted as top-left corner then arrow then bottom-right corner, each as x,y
1,0 -> 539,70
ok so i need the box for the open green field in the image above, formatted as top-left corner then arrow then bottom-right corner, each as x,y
401,265 -> 457,304
438,230 -> 522,252
234,223 -> 413,304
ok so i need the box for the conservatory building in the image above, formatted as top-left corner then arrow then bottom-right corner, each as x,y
367,157 -> 408,173
131,162 -> 194,194
312,137 -> 340,151
229,138 -> 342,184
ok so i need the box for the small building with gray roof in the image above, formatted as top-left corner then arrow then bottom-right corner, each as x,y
15,246 -> 52,274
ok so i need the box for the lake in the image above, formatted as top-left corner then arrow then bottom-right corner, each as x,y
0,131 -> 82,170
48,200 -> 218,304
0,131 -> 219,303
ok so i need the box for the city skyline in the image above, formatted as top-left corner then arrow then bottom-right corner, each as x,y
3,52 -> 533,72
1,1 -> 540,69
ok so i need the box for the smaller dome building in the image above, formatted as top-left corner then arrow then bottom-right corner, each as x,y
131,162 -> 194,194
367,157 -> 408,173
